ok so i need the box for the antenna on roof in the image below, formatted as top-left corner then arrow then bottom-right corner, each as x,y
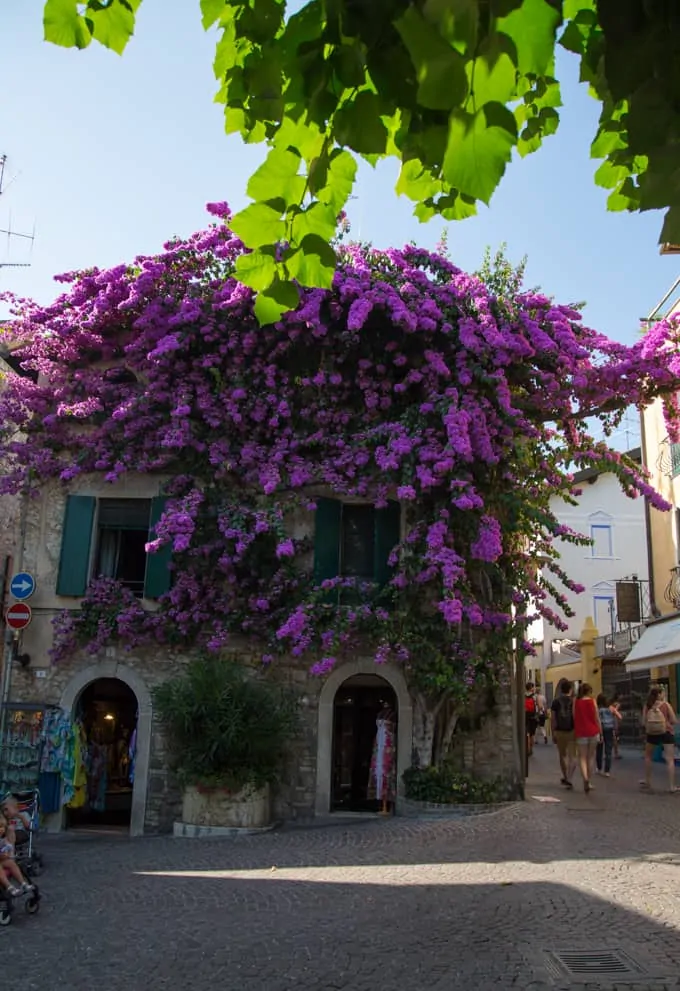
0,154 -> 35,271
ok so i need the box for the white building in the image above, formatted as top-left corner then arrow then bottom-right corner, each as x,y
527,448 -> 650,690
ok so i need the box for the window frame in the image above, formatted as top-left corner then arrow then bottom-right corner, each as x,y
93,497 -> 152,596
590,522 -> 613,559
56,494 -> 171,599
593,594 -> 615,631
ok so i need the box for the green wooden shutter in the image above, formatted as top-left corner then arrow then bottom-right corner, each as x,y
313,498 -> 342,585
374,500 -> 401,587
56,495 -> 96,596
144,496 -> 172,599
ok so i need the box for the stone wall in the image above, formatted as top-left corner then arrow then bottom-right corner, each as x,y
8,642 -> 322,833
8,641 -> 520,832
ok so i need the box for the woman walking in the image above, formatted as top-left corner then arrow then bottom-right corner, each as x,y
641,687 -> 678,793
596,693 -> 621,776
574,683 -> 601,793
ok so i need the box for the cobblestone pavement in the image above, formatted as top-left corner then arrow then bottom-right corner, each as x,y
6,744 -> 680,990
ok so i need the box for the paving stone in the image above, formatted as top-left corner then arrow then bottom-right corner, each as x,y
3,745 -> 680,990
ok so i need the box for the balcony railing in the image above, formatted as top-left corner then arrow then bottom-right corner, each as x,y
672,443 -> 680,478
665,566 -> 680,610
594,624 -> 645,660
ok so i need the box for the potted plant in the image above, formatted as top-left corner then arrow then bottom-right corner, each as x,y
153,657 -> 297,830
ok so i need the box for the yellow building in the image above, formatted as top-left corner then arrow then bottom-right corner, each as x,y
625,273 -> 680,705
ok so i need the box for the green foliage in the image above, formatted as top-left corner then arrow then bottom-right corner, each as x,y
42,1 -> 680,320
152,658 -> 298,791
476,243 -> 528,297
44,0 -> 141,54
403,764 -> 508,804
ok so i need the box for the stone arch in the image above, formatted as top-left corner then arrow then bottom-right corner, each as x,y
315,658 -> 413,815
57,660 -> 152,837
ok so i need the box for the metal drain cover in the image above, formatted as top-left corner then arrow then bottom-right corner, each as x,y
545,948 -> 645,978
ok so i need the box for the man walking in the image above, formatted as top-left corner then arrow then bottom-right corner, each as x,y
551,679 -> 576,789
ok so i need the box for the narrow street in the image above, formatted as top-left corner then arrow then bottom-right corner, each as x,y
4,742 -> 680,989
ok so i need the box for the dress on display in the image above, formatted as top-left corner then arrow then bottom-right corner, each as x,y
367,709 -> 396,802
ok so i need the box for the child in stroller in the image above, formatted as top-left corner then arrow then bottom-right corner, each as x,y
0,814 -> 33,897
0,811 -> 40,924
2,791 -> 43,876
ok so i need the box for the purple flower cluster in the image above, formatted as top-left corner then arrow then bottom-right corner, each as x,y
1,205 -> 678,679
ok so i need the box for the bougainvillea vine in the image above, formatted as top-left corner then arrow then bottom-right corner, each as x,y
1,203 -> 679,715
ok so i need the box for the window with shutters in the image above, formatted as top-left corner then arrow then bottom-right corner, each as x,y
56,494 -> 172,600
340,504 -> 376,579
313,497 -> 401,594
95,499 -> 151,596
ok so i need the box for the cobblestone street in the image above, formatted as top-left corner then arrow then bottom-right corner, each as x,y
6,744 -> 680,990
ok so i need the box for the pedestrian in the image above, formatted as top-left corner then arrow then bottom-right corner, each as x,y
551,678 -> 576,789
595,693 -> 621,776
0,814 -> 32,897
574,682 -> 601,794
525,681 -> 538,757
535,688 -> 549,745
611,694 -> 622,759
641,687 -> 678,793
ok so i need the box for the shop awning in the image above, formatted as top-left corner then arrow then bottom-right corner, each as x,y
624,615 -> 680,673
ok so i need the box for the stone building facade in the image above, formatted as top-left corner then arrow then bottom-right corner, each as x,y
3,473 -> 520,835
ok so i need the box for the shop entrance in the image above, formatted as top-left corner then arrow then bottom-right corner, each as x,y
331,674 -> 397,813
66,678 -> 138,830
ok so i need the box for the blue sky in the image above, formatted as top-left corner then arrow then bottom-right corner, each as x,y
2,2 -> 677,389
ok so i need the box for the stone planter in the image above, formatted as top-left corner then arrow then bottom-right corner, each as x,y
180,783 -> 271,829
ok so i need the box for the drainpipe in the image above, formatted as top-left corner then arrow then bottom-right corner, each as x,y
0,486 -> 30,746
639,410 -> 657,615
0,555 -> 12,747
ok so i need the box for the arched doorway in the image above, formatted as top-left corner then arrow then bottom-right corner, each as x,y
66,678 -> 138,831
56,661 -> 152,837
315,658 -> 413,815
332,674 -> 396,812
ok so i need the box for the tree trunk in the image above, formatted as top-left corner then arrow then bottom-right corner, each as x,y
439,706 -> 459,758
412,692 -> 446,768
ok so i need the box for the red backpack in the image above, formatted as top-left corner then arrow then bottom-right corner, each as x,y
525,694 -> 537,715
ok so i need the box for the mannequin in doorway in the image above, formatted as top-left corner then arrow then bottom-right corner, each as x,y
367,701 -> 396,815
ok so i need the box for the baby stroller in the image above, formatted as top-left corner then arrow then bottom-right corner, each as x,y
4,789 -> 43,879
0,873 -> 40,926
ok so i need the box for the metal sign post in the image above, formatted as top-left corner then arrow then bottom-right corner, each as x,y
0,628 -> 15,747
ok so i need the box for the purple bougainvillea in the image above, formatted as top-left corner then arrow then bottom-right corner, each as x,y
1,204 -> 679,692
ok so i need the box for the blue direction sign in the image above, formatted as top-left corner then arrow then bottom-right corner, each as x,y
10,572 -> 35,600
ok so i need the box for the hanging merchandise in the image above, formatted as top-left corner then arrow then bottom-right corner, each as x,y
367,702 -> 396,813
40,708 -> 74,775
128,726 -> 137,785
64,721 -> 88,809
0,707 -> 45,793
37,771 -> 62,815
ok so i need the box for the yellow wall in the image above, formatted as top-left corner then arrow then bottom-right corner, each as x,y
544,660 -> 582,696
643,398 -> 680,616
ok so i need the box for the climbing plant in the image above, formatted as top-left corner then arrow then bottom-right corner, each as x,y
41,0 -> 680,321
1,204 -> 679,764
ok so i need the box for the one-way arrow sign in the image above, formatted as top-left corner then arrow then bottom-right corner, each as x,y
10,572 -> 35,600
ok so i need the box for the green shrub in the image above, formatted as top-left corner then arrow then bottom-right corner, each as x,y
402,763 -> 506,805
153,657 -> 297,792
